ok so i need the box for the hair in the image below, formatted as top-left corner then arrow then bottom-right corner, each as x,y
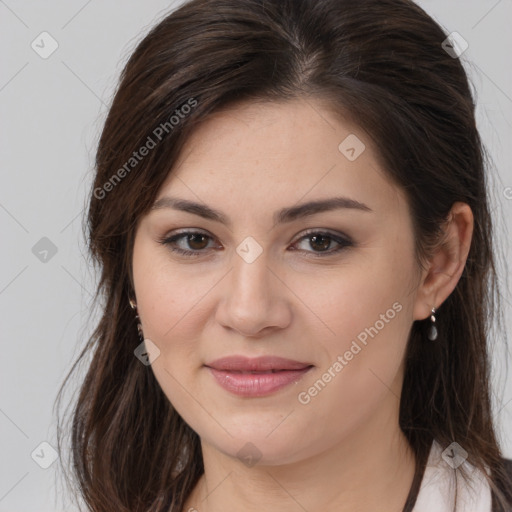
55,0 -> 512,510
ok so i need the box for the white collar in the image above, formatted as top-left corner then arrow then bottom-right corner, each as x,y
413,440 -> 492,512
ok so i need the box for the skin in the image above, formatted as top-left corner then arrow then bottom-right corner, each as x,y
131,98 -> 473,512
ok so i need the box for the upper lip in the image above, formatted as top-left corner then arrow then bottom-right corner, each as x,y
205,356 -> 313,372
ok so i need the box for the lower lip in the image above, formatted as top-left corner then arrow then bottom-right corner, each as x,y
206,367 -> 313,397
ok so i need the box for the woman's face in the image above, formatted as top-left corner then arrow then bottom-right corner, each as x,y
132,98 -> 423,465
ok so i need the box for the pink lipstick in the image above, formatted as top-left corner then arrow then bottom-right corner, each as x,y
205,356 -> 313,397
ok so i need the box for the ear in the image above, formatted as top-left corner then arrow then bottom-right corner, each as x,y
413,202 -> 474,321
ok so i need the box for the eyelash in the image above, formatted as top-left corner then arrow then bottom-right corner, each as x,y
157,229 -> 353,258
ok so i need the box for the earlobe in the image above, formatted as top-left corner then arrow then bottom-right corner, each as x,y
413,202 -> 474,321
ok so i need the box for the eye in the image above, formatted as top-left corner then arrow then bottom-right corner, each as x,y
158,228 -> 353,258
291,229 -> 353,257
158,230 -> 219,257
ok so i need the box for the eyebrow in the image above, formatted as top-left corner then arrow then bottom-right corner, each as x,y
151,196 -> 372,227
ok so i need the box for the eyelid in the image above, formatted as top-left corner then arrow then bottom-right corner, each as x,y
296,228 -> 352,243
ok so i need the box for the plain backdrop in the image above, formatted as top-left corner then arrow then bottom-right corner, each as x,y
1,0 -> 511,510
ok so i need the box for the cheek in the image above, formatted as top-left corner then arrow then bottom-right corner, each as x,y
132,248 -> 214,420
307,280 -> 410,402
289,290 -> 412,458
309,245 -> 415,355
296,244 -> 415,411
132,238 -> 214,350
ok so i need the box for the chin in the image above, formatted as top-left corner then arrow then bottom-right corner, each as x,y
201,427 -> 311,467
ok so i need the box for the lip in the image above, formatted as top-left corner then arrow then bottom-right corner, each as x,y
205,356 -> 314,397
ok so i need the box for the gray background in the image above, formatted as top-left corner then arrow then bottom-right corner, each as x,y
0,0 -> 511,510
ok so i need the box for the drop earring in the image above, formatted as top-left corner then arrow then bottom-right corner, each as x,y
129,297 -> 144,342
427,307 -> 438,341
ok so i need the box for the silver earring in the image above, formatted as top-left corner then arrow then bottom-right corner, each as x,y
129,297 -> 144,341
427,307 -> 438,340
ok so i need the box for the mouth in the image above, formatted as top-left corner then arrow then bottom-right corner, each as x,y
205,355 -> 312,372
215,369 -> 301,373
204,356 -> 314,397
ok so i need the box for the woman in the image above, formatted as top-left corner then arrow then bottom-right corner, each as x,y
56,0 -> 512,510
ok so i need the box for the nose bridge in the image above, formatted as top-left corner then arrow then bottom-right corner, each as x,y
215,240 -> 290,336
230,244 -> 273,306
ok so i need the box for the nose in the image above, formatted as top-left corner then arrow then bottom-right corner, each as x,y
215,249 -> 292,338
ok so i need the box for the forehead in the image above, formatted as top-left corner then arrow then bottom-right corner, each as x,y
156,98 -> 406,219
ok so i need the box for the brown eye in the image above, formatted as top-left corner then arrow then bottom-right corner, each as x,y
186,233 -> 210,250
158,230 -> 218,257
309,234 -> 332,252
292,230 -> 353,257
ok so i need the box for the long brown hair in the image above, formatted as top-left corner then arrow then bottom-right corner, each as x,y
55,0 -> 512,510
